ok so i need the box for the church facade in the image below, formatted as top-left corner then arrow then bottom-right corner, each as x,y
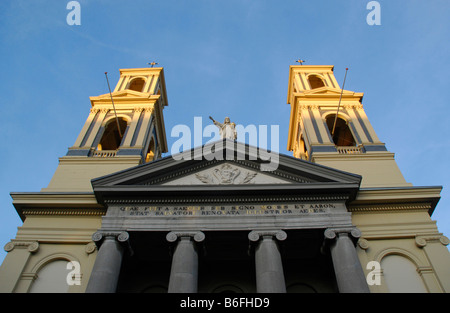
0,65 -> 448,293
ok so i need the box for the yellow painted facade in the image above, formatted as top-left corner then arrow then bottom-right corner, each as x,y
0,193 -> 103,292
286,65 -> 409,188
286,65 -> 450,292
0,67 -> 169,292
44,67 -> 168,192
0,65 -> 448,293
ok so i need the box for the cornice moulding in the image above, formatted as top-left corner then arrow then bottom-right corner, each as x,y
21,208 -> 106,216
356,187 -> 442,201
352,187 -> 442,215
58,155 -> 143,164
292,92 -> 364,103
119,67 -> 164,75
311,151 -> 396,160
10,192 -> 98,204
10,192 -> 104,221
90,96 -> 159,107
348,203 -> 432,213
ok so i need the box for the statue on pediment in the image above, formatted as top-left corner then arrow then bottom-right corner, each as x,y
209,116 -> 237,140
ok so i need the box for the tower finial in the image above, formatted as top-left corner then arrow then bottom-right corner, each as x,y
148,61 -> 158,68
296,59 -> 305,65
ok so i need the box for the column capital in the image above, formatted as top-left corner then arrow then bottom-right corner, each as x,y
4,240 -> 39,253
415,234 -> 450,248
324,227 -> 361,241
92,231 -> 130,243
248,230 -> 287,242
166,231 -> 205,243
92,231 -> 132,255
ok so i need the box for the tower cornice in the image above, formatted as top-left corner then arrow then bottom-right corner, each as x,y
118,67 -> 164,76
89,91 -> 161,108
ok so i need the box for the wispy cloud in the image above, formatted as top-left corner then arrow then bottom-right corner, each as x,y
64,25 -> 150,59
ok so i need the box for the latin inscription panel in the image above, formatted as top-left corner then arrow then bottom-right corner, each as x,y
113,203 -> 345,217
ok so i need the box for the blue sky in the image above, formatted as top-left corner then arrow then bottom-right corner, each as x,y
0,0 -> 449,264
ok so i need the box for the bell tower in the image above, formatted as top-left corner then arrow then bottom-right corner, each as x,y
43,67 -> 169,192
286,65 -> 410,187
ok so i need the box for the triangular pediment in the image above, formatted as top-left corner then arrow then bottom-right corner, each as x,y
92,140 -> 361,200
301,87 -> 356,96
99,90 -> 150,98
89,90 -> 159,106
91,142 -> 362,204
294,88 -> 364,103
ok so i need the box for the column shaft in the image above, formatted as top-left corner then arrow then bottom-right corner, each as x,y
73,109 -> 97,147
301,108 -> 319,144
134,108 -> 153,147
255,236 -> 287,293
83,109 -> 108,148
122,108 -> 143,147
327,231 -> 370,293
167,232 -> 204,293
168,237 -> 198,293
86,236 -> 124,293
249,230 -> 287,293
346,107 -> 370,143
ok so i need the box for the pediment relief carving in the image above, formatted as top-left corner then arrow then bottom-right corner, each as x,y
195,164 -> 258,185
162,163 -> 292,186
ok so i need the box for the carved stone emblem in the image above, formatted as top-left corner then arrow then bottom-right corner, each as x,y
195,164 -> 257,185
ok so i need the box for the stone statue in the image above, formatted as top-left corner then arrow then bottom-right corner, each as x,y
209,116 -> 237,140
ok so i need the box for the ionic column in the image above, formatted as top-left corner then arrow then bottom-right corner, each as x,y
415,235 -> 450,292
121,107 -> 143,147
324,227 -> 370,293
344,105 -> 370,144
248,230 -> 287,293
82,108 -> 109,148
134,107 -> 154,147
300,107 -> 320,145
311,105 -> 333,145
355,105 -> 382,143
73,108 -> 98,147
0,241 -> 39,292
85,231 -> 129,293
166,231 -> 205,293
